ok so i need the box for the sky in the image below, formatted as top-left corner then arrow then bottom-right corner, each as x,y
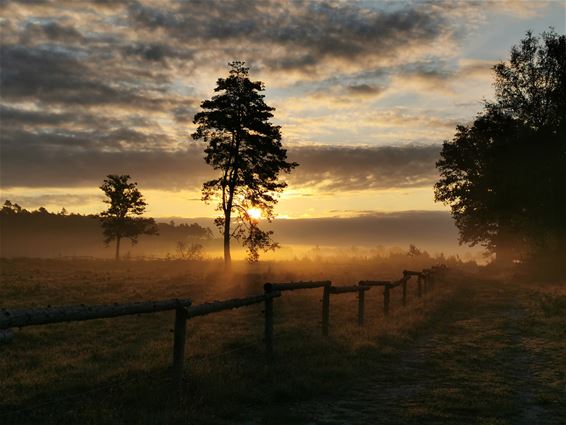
1,0 -> 565,221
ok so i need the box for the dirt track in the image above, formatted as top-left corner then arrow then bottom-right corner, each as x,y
253,279 -> 565,425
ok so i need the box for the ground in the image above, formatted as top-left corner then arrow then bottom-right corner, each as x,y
0,259 -> 564,424
258,278 -> 566,425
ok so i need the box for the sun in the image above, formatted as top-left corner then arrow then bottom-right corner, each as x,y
247,208 -> 262,220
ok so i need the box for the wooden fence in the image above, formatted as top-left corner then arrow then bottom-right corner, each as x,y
0,265 -> 446,400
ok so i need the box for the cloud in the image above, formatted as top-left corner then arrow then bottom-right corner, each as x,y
1,124 -> 172,152
0,0 -> 553,201
1,138 -> 440,192
275,104 -> 462,147
346,84 -> 384,97
3,193 -> 102,208
386,58 -> 496,94
124,0 -> 458,77
122,42 -> 195,64
19,20 -> 85,44
0,141 -> 211,190
1,0 -> 454,196
0,45 -> 171,108
286,145 -> 440,191
458,59 -> 494,79
0,105 -> 130,129
483,0 -> 551,18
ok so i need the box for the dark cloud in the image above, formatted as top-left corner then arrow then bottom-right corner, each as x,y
0,0 -> 470,115
172,105 -> 199,123
287,145 -> 440,191
400,63 -> 454,87
1,139 -> 439,191
5,193 -> 102,208
286,57 -> 485,102
0,138 -> 210,190
1,106 -> 73,126
0,45 -> 170,108
122,43 -> 195,63
0,105 -> 127,128
392,60 -> 494,91
0,0 -> 485,195
346,84 -> 384,96
1,125 -> 172,152
20,21 -> 85,44
127,0 -> 452,74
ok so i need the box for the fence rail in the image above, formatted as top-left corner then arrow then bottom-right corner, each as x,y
0,298 -> 192,329
2,264 -> 447,403
329,285 -> 370,294
266,281 -> 331,292
186,292 -> 280,319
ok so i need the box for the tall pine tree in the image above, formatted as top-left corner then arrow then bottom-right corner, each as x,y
192,62 -> 297,269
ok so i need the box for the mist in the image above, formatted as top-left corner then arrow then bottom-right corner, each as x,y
0,208 -> 481,260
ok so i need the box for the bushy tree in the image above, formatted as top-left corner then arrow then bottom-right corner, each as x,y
435,30 -> 566,269
192,61 -> 297,269
176,241 -> 204,261
99,174 -> 158,260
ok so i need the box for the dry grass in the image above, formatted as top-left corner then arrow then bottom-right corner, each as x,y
5,259 -> 562,424
0,258 -> 453,424
520,281 -> 566,412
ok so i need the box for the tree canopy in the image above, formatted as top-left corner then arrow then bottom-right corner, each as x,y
435,30 -> 566,270
192,61 -> 297,268
99,174 -> 158,260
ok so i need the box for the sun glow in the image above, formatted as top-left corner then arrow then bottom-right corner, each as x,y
247,208 -> 262,220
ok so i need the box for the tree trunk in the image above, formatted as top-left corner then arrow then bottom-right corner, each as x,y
223,210 -> 232,272
115,235 -> 121,261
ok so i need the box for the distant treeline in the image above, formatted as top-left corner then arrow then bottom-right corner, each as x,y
0,201 -> 212,258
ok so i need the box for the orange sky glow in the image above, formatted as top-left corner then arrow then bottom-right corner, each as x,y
1,1 -> 564,221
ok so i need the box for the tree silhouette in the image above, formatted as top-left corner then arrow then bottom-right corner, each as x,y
192,61 -> 298,269
2,200 -> 22,214
99,174 -> 158,260
435,30 -> 565,269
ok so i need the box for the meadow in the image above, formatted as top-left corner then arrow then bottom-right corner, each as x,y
1,257 -> 564,424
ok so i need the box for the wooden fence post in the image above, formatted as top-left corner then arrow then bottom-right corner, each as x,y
417,276 -> 422,298
358,287 -> 365,326
263,284 -> 274,362
172,303 -> 188,398
383,285 -> 391,316
322,285 -> 330,336
402,279 -> 407,306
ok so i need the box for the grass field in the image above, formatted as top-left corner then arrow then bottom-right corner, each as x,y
1,259 -> 564,424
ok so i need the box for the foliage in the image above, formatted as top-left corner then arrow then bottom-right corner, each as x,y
176,241 -> 204,260
99,175 -> 158,259
1,200 -> 213,258
192,61 -> 297,265
2,200 -> 90,218
2,200 -> 23,214
434,30 -> 566,264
